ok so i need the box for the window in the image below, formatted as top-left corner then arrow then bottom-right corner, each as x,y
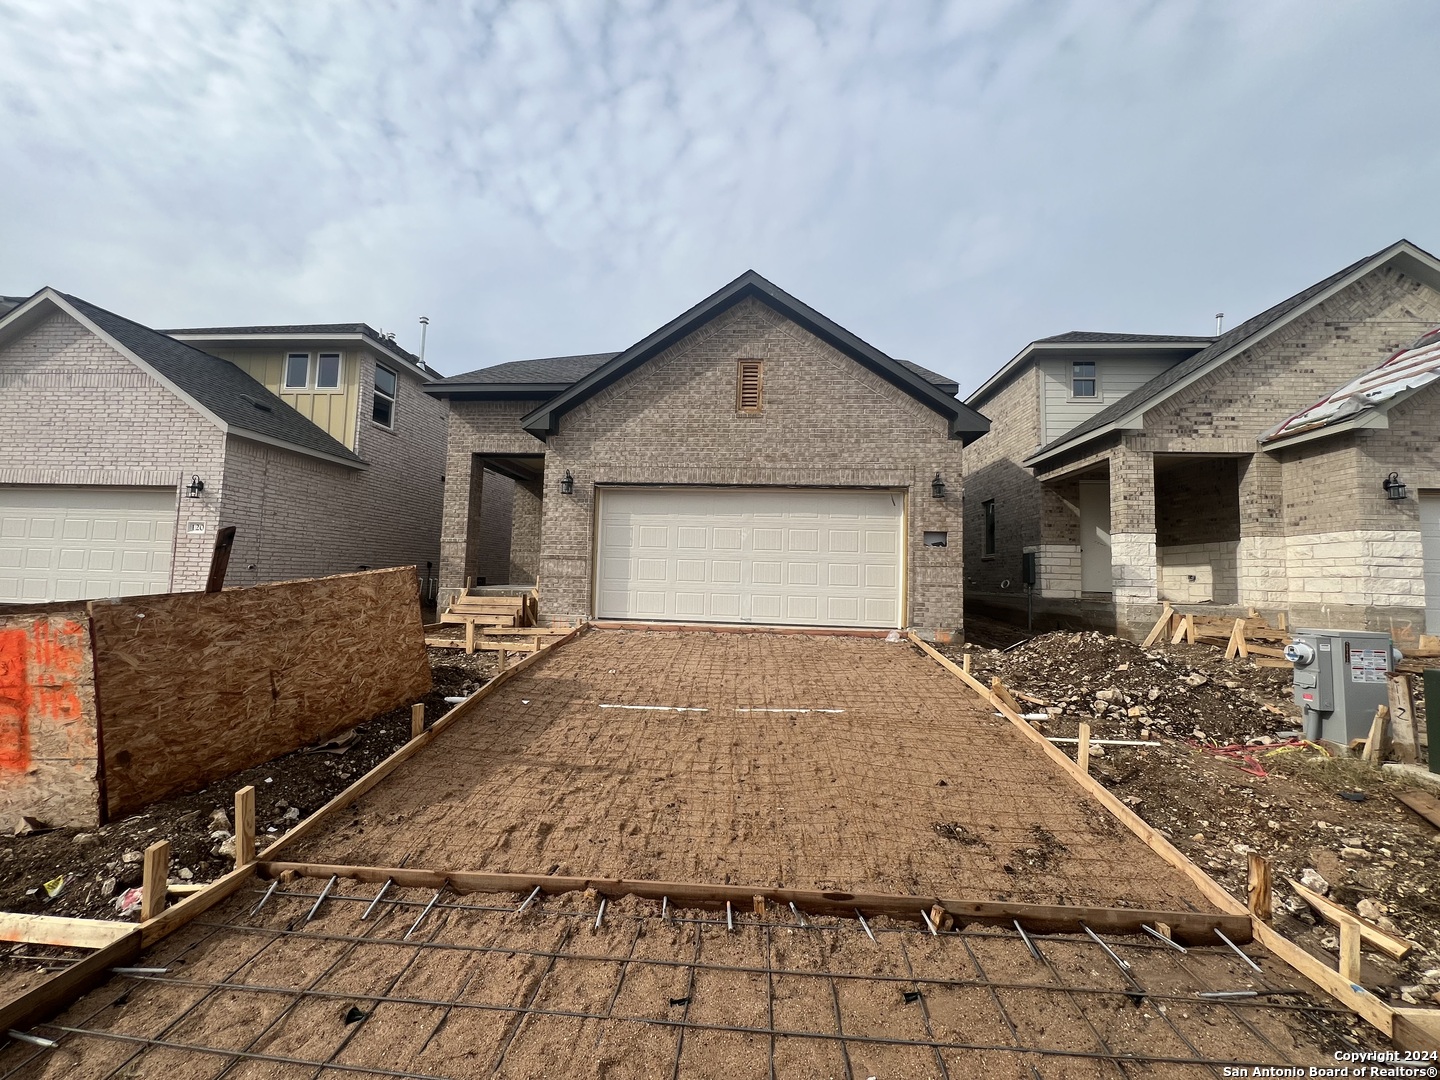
316,352 -> 341,389
284,353 -> 310,389
982,499 -> 996,556
1071,361 -> 1097,398
372,363 -> 397,427
737,360 -> 763,412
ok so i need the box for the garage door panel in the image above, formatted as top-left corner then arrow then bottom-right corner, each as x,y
1423,494 -> 1439,632
0,486 -> 175,603
596,487 -> 904,628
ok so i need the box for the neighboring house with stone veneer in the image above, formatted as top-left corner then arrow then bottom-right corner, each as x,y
964,238 -> 1440,643
0,289 -> 446,603
425,270 -> 989,637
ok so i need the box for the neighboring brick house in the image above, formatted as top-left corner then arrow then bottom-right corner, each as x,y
0,289 -> 446,602
426,270 -> 989,637
964,238 -> 1440,642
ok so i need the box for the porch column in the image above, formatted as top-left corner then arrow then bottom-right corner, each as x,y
1035,476 -> 1082,599
438,451 -> 484,610
509,479 -> 543,585
1108,445 -> 1157,607
1236,453 -> 1289,610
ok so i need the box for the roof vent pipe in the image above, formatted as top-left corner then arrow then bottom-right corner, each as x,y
1215,312 -> 1224,334
419,315 -> 430,365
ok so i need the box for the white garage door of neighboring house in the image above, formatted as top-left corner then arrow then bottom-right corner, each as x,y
596,487 -> 905,628
1423,493 -> 1440,634
0,487 -> 176,603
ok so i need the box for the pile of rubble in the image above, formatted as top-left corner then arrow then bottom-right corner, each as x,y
958,630 -> 1295,744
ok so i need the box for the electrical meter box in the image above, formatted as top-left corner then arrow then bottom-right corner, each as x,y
1284,628 -> 1394,745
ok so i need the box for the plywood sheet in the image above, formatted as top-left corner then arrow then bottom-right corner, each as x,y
91,567 -> 430,819
0,607 -> 99,828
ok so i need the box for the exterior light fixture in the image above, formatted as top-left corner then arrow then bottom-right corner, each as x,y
1382,472 -> 1408,500
931,473 -> 946,499
186,475 -> 205,499
560,470 -> 575,496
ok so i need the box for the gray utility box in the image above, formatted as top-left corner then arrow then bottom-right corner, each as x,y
1284,628 -> 1394,745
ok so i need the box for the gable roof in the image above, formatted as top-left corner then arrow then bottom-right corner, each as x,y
164,322 -> 431,380
1260,326 -> 1440,447
967,332 -> 1212,408
511,270 -> 988,442
0,297 -> 24,318
0,290 -> 365,468
1024,238 -> 1440,467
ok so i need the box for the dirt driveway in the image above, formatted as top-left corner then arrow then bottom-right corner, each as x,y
292,628 -> 1211,911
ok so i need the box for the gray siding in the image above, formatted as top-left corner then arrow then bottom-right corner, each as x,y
1039,355 -> 1177,444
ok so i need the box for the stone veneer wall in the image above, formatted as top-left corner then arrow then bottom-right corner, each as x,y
538,297 -> 966,634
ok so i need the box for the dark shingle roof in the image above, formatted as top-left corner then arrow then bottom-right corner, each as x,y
1035,331 -> 1216,345
65,295 -> 364,465
0,296 -> 25,317
437,353 -> 620,386
164,322 -> 422,365
1030,244 -> 1396,459
435,351 -> 961,395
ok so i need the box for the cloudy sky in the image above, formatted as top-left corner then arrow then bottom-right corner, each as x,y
3,1 -> 1437,390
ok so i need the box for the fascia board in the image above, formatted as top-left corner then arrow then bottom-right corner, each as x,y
226,429 -> 369,469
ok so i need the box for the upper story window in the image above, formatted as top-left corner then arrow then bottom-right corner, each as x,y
372,363 -> 398,428
284,351 -> 344,391
1071,361 -> 1098,399
284,353 -> 309,389
316,352 -> 341,389
737,360 -> 763,412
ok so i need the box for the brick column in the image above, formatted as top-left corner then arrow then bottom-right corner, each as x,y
1236,452 -> 1288,608
438,450 -> 484,610
1109,445 -> 1157,607
509,479 -> 543,584
1035,478 -> 1082,598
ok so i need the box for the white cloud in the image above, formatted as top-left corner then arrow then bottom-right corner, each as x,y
1,0 -> 1438,387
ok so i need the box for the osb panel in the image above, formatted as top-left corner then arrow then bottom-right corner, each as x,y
0,608 -> 99,828
91,567 -> 431,819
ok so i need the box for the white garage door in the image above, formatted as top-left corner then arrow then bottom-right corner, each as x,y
0,486 -> 176,603
596,487 -> 904,628
1423,493 -> 1440,633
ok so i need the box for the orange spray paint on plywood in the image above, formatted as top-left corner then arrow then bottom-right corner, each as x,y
0,628 -> 31,772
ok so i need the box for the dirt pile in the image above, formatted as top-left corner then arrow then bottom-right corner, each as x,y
953,629 -> 1297,744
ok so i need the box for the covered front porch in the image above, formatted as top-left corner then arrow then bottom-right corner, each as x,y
439,451 -> 547,611
1028,445 -> 1280,638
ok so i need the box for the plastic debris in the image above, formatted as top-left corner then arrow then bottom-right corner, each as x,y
114,887 -> 143,917
41,875 -> 64,899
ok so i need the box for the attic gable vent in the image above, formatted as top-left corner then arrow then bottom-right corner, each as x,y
736,360 -> 763,413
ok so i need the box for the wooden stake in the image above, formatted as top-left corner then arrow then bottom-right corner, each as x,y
1387,674 -> 1420,763
1224,619 -> 1241,659
1076,722 -> 1091,774
1363,705 -> 1390,765
1246,852 -> 1271,920
753,895 -> 765,917
465,619 -> 476,656
1170,617 -> 1188,645
205,526 -> 237,594
411,703 -> 425,739
140,840 -> 171,922
1338,915 -> 1362,984
990,679 -> 1023,717
498,648 -> 508,670
1141,605 -> 1173,648
961,652 -> 972,674
234,786 -> 256,868
1285,877 -> 1412,959
1185,614 -> 1197,645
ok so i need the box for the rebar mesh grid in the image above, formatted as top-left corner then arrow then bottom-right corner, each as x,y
285,630 -> 1209,910
0,882 -> 1353,1080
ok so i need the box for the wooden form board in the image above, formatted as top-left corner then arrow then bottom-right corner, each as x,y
89,567 -> 432,820
0,912 -> 135,950
0,930 -> 140,1036
0,607 -> 100,828
259,860 -> 1254,945
908,633 -> 1408,1042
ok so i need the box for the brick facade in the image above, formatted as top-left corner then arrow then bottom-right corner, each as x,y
0,312 -> 445,597
531,298 -> 966,633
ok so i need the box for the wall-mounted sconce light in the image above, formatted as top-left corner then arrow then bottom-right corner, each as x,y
186,474 -> 205,498
931,473 -> 946,499
560,470 -> 575,496
1382,471 -> 1408,500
